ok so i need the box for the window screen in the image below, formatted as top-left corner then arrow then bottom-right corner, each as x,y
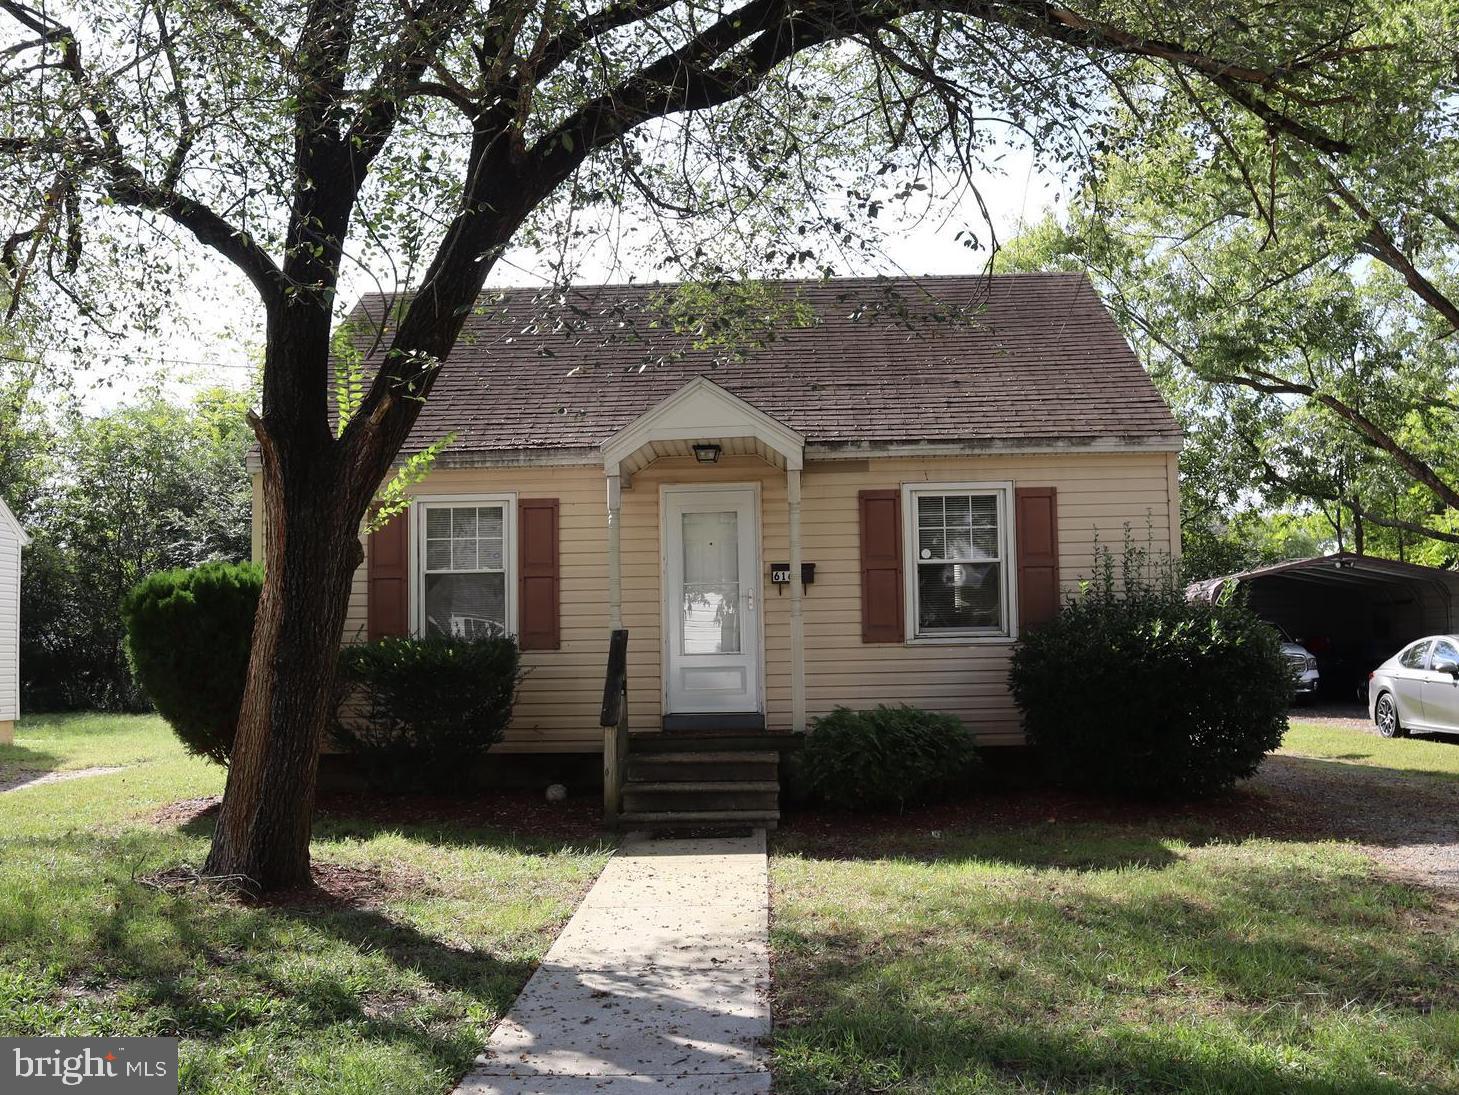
422,503 -> 507,637
913,491 -> 1004,635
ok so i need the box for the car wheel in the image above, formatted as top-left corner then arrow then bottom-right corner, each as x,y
1375,693 -> 1405,738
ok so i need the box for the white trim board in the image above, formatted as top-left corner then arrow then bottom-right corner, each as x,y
408,492 -> 519,639
901,480 -> 1019,646
658,481 -> 766,718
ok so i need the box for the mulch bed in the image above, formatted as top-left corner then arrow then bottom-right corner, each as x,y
775,780 -> 1311,858
149,788 -> 607,842
314,787 -> 607,840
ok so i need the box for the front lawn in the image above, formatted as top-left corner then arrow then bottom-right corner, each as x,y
1284,721 -> 1459,782
0,711 -> 181,778
0,713 -> 613,1094
771,796 -> 1459,1092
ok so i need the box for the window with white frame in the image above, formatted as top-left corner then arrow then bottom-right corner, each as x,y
905,485 -> 1012,639
419,500 -> 513,638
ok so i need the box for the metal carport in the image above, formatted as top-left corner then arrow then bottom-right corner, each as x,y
1189,552 -> 1459,702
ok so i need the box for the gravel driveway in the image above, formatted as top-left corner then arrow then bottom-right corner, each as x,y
1289,701 -> 1371,731
1251,747 -> 1459,891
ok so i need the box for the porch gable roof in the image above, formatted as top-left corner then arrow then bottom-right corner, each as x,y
601,377 -> 805,475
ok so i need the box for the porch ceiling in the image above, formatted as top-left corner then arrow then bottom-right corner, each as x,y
618,434 -> 788,476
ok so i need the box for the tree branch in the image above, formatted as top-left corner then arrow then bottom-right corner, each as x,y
1346,504 -> 1459,547
1208,367 -> 1459,513
0,0 -> 287,304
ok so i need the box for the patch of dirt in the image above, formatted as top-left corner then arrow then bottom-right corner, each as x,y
139,860 -> 431,910
0,765 -> 128,793
252,861 -> 433,909
149,796 -> 221,826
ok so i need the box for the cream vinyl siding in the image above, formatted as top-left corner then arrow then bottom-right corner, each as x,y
0,510 -> 22,724
795,452 -> 1176,744
260,448 -> 1178,751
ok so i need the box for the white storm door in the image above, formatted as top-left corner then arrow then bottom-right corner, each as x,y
664,488 -> 761,714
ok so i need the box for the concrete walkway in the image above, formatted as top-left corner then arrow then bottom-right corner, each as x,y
0,765 -> 128,794
456,831 -> 771,1094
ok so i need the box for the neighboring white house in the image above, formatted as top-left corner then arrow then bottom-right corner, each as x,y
0,497 -> 28,744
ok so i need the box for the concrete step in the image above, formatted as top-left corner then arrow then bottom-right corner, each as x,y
618,809 -> 780,832
627,751 -> 779,783
623,781 -> 780,813
624,780 -> 780,792
628,734 -> 801,754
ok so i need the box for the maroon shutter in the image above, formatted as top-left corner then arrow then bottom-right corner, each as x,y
1015,487 -> 1060,630
518,498 -> 560,651
367,509 -> 410,639
859,489 -> 904,643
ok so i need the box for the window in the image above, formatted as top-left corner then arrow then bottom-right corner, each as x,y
904,484 -> 1014,640
1433,639 -> 1459,667
418,499 -> 514,638
1400,640 -> 1431,670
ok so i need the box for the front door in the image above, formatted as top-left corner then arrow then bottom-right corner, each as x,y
664,486 -> 761,715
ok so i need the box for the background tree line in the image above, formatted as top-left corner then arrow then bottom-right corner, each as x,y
0,360 -> 253,711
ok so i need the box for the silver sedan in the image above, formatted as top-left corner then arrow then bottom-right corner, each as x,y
1368,635 -> 1459,738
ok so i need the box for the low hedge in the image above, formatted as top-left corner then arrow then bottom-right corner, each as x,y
333,632 -> 522,793
793,704 -> 980,810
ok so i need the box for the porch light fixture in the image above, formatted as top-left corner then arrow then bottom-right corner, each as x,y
692,443 -> 722,464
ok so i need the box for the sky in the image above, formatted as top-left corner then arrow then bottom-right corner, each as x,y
54,143 -> 1063,412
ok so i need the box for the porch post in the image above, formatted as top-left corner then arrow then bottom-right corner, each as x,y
788,464 -> 806,732
604,467 -> 625,821
606,470 -> 623,630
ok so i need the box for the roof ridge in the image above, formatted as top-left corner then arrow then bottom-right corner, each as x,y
350,270 -> 1092,304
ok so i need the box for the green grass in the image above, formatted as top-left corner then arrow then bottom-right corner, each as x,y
1284,721 -> 1459,782
772,820 -> 1459,1093
0,713 -> 614,1094
0,711 -> 183,778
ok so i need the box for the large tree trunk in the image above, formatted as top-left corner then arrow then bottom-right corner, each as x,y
197,180 -> 523,891
202,428 -> 368,890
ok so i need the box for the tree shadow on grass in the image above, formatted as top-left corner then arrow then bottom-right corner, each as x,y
0,743 -> 65,789
771,857 -> 1459,1095
777,752 -> 1459,872
773,1008 -> 1441,1095
172,791 -> 617,859
81,858 -> 546,1081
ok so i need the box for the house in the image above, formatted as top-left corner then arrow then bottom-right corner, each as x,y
0,496 -> 29,745
250,273 -> 1183,825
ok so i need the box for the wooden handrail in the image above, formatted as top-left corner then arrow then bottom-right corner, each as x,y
600,628 -> 628,727
600,629 -> 629,823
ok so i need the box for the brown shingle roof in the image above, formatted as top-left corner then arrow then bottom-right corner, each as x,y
350,272 -> 1181,456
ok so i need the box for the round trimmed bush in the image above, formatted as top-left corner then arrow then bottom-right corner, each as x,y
1009,574 -> 1290,798
121,561 -> 263,765
795,704 -> 980,810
